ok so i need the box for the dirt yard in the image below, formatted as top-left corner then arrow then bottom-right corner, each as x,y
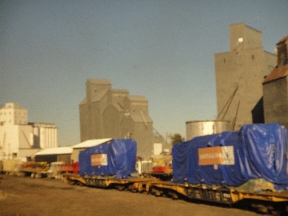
0,174 -> 260,216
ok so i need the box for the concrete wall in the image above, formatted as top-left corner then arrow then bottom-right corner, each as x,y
102,89 -> 128,139
102,105 -> 122,138
0,124 -> 33,159
263,77 -> 288,127
0,103 -> 58,160
79,101 -> 88,141
39,126 -> 58,148
215,23 -> 276,130
30,123 -> 58,149
0,103 -> 28,125
277,37 -> 288,67
80,79 -> 111,141
229,22 -> 262,51
79,79 -> 154,159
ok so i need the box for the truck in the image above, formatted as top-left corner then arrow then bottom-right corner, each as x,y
136,160 -> 153,177
150,164 -> 172,181
16,161 -> 49,178
46,161 -> 64,179
47,161 -> 79,179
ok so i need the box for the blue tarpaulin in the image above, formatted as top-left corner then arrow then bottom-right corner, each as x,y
79,139 -> 137,179
172,124 -> 288,190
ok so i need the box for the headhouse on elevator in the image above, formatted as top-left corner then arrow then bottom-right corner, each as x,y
79,79 -> 154,159
215,23 -> 276,130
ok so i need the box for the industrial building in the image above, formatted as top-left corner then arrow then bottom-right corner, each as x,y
34,146 -> 72,164
263,36 -> 288,127
33,138 -> 112,164
33,138 -> 168,165
0,102 -> 58,160
215,22 -> 277,130
79,79 -> 154,159
70,138 -> 112,162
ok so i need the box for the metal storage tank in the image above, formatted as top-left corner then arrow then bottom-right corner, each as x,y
186,120 -> 230,141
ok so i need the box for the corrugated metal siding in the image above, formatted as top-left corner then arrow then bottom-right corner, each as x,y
263,65 -> 288,84
277,36 -> 288,45
57,154 -> 71,164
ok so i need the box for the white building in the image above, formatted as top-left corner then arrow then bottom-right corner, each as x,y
0,102 -> 58,160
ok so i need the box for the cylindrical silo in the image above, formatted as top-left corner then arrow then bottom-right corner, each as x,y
186,120 -> 230,141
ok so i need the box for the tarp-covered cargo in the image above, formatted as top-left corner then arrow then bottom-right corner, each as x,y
172,124 -> 288,190
79,139 -> 137,179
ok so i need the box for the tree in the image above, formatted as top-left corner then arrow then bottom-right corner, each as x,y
170,133 -> 184,145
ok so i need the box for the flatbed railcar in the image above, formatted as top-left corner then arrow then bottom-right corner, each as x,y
63,173 -> 156,193
62,173 -> 288,215
148,180 -> 288,214
62,125 -> 288,215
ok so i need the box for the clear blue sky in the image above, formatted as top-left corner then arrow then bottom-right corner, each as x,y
1,0 -> 287,146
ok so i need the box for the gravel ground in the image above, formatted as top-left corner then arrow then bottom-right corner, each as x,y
0,174 -> 261,216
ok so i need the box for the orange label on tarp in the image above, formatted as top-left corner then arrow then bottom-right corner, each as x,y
198,146 -> 223,165
198,146 -> 234,165
91,154 -> 108,166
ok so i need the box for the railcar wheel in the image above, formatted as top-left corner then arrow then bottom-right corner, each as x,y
150,187 -> 163,197
116,185 -> 125,191
168,191 -> 178,200
35,173 -> 41,179
256,204 -> 268,214
128,184 -> 138,193
268,203 -> 286,216
269,210 -> 280,216
68,179 -> 76,185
